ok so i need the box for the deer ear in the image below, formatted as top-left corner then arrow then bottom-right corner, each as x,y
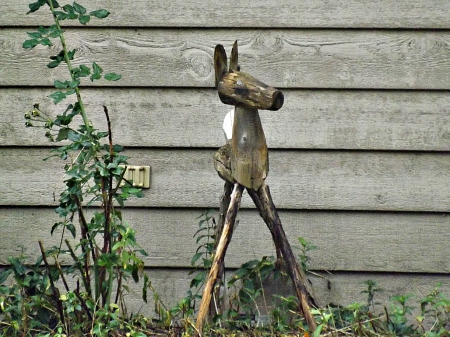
214,44 -> 228,87
229,40 -> 238,71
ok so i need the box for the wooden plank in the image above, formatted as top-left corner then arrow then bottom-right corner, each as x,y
129,270 -> 450,319
3,0 -> 450,29
1,264 -> 449,319
3,29 -> 450,89
2,148 -> 450,212
5,88 -> 450,151
2,207 -> 450,273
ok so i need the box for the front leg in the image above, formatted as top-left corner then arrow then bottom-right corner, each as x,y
255,182 -> 317,331
195,183 -> 244,335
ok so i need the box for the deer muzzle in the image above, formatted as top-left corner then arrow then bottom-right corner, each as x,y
217,71 -> 284,111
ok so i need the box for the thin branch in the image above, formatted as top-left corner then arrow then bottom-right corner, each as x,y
65,239 -> 91,297
48,0 -> 91,134
38,241 -> 65,327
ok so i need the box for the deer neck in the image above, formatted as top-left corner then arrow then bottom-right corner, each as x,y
230,105 -> 268,189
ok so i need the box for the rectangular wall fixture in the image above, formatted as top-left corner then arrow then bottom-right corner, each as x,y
119,165 -> 151,189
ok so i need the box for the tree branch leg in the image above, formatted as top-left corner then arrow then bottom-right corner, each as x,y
196,183 -> 244,335
212,181 -> 234,317
255,182 -> 317,332
247,188 -> 283,262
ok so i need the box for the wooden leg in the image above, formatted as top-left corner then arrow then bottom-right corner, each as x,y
255,182 -> 317,332
212,181 -> 234,317
247,188 -> 283,262
195,183 -> 244,335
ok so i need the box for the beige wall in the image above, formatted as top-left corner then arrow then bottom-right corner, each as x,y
2,0 -> 450,314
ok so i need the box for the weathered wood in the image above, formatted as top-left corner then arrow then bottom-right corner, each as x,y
3,148 -> 450,212
255,183 -> 316,330
218,72 -> 284,110
213,143 -> 235,183
3,0 -> 450,28
5,88 -> 450,151
212,181 -> 234,315
4,207 -> 450,273
2,264 -> 449,320
231,106 -> 269,189
196,183 -> 244,333
4,29 -> 450,89
213,142 -> 315,326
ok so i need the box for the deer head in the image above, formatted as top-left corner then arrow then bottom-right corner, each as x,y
214,41 -> 284,111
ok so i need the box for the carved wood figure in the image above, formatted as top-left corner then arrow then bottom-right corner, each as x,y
195,41 -> 316,335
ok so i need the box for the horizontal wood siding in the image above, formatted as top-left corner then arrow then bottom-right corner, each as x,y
4,88 -> 450,150
3,29 -> 450,89
2,148 -> 450,212
2,207 -> 450,273
3,1 -> 450,28
1,0 -> 450,314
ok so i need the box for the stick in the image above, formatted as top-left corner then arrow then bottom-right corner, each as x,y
255,182 -> 317,332
195,183 -> 244,334
246,188 -> 283,262
38,241 -> 66,327
213,181 -> 234,315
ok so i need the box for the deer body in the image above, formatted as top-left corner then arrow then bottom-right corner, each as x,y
214,41 -> 282,190
199,41 -> 317,335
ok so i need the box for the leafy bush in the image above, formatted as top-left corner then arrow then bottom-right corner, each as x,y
0,2 -> 148,336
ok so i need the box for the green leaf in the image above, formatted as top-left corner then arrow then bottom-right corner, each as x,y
66,223 -> 76,238
47,25 -> 60,38
23,39 -> 39,49
73,1 -> 87,14
37,26 -> 48,35
137,249 -> 148,256
47,0 -> 60,8
78,14 -> 91,25
69,79 -> 80,88
27,0 -> 46,14
51,222 -> 61,235
90,9 -> 110,19
49,91 -> 66,104
62,4 -> 78,19
56,128 -> 70,141
97,131 -> 109,139
67,49 -> 76,60
67,130 -> 81,141
54,80 -> 69,89
191,252 -> 203,266
90,62 -> 103,81
90,73 -> 101,81
54,11 -> 68,20
0,269 -> 12,284
131,264 -> 139,282
27,32 -> 42,38
104,72 -> 122,81
40,37 -> 52,46
47,60 -> 62,68
313,324 -> 324,337
112,241 -> 124,251
92,61 -> 102,74
79,64 -> 91,77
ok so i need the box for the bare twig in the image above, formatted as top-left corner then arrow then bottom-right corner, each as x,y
38,241 -> 65,327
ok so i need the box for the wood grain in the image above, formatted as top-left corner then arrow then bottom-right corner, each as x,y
3,0 -> 450,28
3,29 -> 450,89
5,88 -> 450,151
2,207 -> 449,273
3,148 -> 450,211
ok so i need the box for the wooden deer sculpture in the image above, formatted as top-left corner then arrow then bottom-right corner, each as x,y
195,41 -> 317,334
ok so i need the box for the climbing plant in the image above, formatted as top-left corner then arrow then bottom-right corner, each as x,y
0,2 -> 148,336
